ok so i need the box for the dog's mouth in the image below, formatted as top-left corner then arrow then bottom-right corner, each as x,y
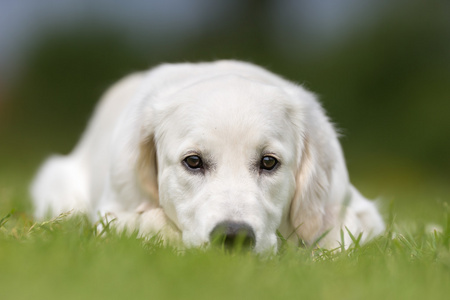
209,221 -> 256,251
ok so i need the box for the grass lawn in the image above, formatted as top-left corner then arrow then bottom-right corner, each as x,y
1,172 -> 449,300
1,3 -> 449,297
0,142 -> 449,300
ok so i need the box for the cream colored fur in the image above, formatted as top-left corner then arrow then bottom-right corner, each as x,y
31,60 -> 384,253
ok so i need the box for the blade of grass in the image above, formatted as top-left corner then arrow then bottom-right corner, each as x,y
310,228 -> 332,249
340,228 -> 345,252
0,211 -> 13,228
345,226 -> 363,250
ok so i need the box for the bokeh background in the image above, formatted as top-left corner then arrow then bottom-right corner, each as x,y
1,0 -> 449,223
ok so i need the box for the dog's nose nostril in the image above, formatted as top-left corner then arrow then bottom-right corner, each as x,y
209,221 -> 256,250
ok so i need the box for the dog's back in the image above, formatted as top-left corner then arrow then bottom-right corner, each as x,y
31,73 -> 145,219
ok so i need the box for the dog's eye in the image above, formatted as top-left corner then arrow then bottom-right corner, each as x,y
260,156 -> 278,171
184,155 -> 203,169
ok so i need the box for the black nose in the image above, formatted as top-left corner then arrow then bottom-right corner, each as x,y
209,221 -> 256,250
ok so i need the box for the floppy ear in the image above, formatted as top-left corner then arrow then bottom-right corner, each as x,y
137,134 -> 159,203
288,88 -> 347,245
105,72 -> 160,210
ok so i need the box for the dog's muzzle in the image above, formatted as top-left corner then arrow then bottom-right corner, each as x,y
209,221 -> 256,250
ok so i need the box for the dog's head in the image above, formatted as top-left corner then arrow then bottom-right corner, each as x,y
111,61 -> 348,253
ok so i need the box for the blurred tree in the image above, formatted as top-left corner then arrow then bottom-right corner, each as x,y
2,0 -> 449,185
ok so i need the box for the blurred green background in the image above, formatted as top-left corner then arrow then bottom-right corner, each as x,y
0,0 -> 449,222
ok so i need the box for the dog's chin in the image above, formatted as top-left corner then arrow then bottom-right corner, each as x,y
180,229 -> 210,249
180,231 -> 278,254
252,233 -> 278,254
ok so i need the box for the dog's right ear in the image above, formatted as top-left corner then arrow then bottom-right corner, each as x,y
106,72 -> 160,208
137,134 -> 159,203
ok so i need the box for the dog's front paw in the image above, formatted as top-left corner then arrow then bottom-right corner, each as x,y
139,208 -> 182,245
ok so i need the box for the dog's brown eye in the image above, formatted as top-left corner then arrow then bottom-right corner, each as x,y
184,155 -> 203,169
260,156 -> 278,171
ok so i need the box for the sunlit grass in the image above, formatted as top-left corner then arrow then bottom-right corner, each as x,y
0,154 -> 449,300
0,147 -> 448,299
1,200 -> 449,300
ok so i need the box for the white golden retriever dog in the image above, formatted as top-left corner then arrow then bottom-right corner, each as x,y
31,60 -> 384,253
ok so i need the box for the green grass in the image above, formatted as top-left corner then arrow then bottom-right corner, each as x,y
1,201 -> 449,300
0,155 -> 449,300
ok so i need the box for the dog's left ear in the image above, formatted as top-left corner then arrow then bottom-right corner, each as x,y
287,87 -> 348,245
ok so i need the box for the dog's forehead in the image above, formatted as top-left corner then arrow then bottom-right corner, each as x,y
152,75 -> 299,162
169,76 -> 293,139
178,74 -> 285,101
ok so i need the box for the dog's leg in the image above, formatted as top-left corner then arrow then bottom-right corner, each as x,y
31,155 -> 89,220
346,185 -> 385,242
97,204 -> 181,244
319,186 -> 385,249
